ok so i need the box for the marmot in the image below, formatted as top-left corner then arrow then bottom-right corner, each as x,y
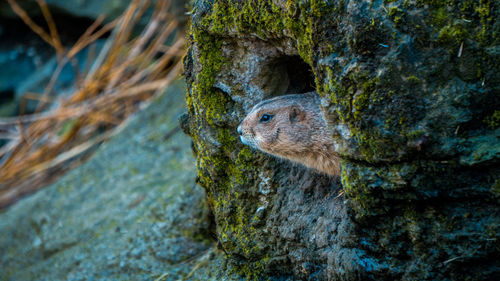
237,92 -> 340,176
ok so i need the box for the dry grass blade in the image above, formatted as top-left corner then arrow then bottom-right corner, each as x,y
6,0 -> 54,48
0,0 -> 185,210
35,0 -> 64,59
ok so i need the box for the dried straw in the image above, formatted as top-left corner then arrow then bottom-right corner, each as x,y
0,0 -> 185,209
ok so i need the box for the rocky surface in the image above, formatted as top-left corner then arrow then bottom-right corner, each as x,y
0,80 -> 240,281
183,0 -> 500,280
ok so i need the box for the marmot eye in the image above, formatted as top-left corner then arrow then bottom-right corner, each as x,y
259,114 -> 273,123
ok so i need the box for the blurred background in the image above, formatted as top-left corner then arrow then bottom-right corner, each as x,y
0,0 -> 189,209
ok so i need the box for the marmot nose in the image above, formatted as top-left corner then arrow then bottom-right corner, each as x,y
237,125 -> 242,135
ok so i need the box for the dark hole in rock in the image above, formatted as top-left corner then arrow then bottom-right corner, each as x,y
282,56 -> 316,94
262,55 -> 316,99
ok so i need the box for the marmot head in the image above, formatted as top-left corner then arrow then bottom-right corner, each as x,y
237,92 -> 340,176
237,93 -> 324,159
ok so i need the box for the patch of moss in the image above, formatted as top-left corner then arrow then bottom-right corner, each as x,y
406,75 -> 422,86
418,0 -> 497,46
326,69 -> 381,123
388,7 -> 404,27
432,7 -> 449,27
341,165 -> 375,216
325,66 -> 402,161
474,0 -> 494,44
438,24 -> 468,46
352,77 -> 380,121
204,0 -> 336,64
341,162 -> 409,217
483,110 -> 500,129
406,129 -> 424,139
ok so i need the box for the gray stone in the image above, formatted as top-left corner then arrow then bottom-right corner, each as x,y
0,80 -> 239,280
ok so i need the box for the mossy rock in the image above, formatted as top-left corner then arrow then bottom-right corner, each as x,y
184,0 -> 499,280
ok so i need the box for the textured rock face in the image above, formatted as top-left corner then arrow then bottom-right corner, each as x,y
184,0 -> 499,280
0,81 -> 230,281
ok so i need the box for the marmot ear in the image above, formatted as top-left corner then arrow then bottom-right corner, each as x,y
289,105 -> 305,123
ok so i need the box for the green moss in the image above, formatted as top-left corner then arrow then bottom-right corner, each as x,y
229,147 -> 253,184
188,26 -> 265,277
201,0 -> 337,65
418,0 -> 497,46
388,7 -> 404,27
438,24 -> 468,46
326,66 -> 401,161
407,75 -> 422,86
483,110 -> 500,129
326,69 -> 381,124
475,0 -> 494,44
341,163 -> 400,217
353,77 -> 379,120
188,36 -> 232,191
432,7 -> 449,27
407,129 -> 424,139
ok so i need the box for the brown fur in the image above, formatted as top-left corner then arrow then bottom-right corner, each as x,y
237,92 -> 340,176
